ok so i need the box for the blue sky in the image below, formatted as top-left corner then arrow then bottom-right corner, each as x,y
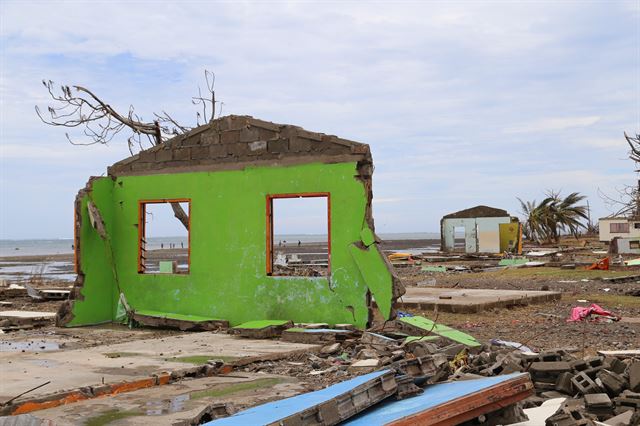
0,1 -> 638,239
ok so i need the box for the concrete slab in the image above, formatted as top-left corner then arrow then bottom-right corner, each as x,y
26,373 -> 305,426
0,331 -> 318,401
397,287 -> 561,313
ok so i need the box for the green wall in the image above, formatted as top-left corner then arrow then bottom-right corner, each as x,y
69,162 -> 393,328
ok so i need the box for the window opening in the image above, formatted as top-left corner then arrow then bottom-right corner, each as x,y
267,194 -> 330,277
454,226 -> 465,251
138,200 -> 190,274
610,222 -> 630,233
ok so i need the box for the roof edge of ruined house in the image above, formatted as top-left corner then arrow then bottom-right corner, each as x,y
107,115 -> 371,177
442,205 -> 510,220
598,216 -> 640,221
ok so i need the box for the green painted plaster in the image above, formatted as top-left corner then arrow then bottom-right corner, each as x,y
403,335 -> 441,344
399,316 -> 481,347
70,162 -> 393,328
233,320 -> 291,329
348,243 -> 394,319
360,226 -> 376,247
134,309 -> 224,322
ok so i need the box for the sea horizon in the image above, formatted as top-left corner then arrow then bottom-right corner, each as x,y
0,232 -> 441,257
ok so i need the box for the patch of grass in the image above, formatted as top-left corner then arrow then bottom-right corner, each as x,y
190,378 -> 284,399
84,409 -> 141,426
103,352 -> 142,358
475,267 -> 631,280
562,293 -> 640,308
163,354 -> 238,365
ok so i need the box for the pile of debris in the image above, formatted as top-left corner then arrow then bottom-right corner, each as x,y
224,316 -> 640,425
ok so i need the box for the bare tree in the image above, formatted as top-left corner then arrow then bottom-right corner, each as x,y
36,70 -> 220,230
599,132 -> 640,218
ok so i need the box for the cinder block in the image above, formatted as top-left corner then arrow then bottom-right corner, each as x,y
258,128 -> 278,141
237,125 -> 257,142
155,148 -> 172,162
598,369 -> 627,396
130,162 -> 155,171
289,135 -> 312,152
613,390 -> 640,411
530,361 -> 571,374
268,138 -> 288,154
584,393 -> 612,408
604,357 -> 628,375
220,130 -> 241,144
173,148 -> 191,161
572,371 -> 603,395
247,140 -> 267,154
209,144 -> 227,158
629,361 -> 640,392
555,371 -> 575,395
138,149 -> 155,162
225,143 -> 248,157
190,145 -> 210,160
201,132 -> 220,144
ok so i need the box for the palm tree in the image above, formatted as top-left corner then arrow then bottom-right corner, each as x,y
518,191 -> 589,244
517,198 -> 542,243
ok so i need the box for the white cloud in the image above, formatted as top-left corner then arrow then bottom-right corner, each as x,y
0,1 -> 637,237
504,116 -> 601,134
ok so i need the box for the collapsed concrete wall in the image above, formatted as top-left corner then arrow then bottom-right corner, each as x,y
59,115 -> 404,329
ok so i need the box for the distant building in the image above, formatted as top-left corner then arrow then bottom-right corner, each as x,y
598,217 -> 640,242
440,205 -> 520,254
598,216 -> 640,254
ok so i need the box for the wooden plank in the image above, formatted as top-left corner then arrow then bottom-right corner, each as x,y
344,373 -> 534,426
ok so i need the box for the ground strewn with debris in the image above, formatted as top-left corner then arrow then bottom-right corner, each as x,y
1,239 -> 639,425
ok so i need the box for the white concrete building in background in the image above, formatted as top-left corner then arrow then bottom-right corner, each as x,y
598,217 -> 640,242
440,205 -> 517,254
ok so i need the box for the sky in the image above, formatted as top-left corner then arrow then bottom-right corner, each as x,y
0,0 -> 638,239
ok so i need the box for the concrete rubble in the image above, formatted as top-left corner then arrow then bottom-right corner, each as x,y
211,318 -> 640,425
0,313 -> 637,424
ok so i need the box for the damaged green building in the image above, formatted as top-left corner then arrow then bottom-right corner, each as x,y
59,115 -> 404,329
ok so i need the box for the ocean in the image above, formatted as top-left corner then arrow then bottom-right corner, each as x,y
0,232 -> 440,257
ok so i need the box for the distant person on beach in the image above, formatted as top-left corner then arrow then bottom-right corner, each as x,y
298,240 -> 301,247
181,242 -> 184,249
161,243 -> 164,249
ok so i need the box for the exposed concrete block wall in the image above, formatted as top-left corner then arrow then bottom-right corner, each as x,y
109,115 -> 370,176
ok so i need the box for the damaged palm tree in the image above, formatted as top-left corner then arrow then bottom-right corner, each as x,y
518,191 -> 588,243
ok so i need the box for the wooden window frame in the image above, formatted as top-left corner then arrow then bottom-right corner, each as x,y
266,192 -> 331,276
610,222 -> 630,234
138,198 -> 191,274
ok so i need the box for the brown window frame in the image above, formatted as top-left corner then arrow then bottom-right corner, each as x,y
266,192 -> 331,276
610,222 -> 630,234
138,198 -> 191,274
